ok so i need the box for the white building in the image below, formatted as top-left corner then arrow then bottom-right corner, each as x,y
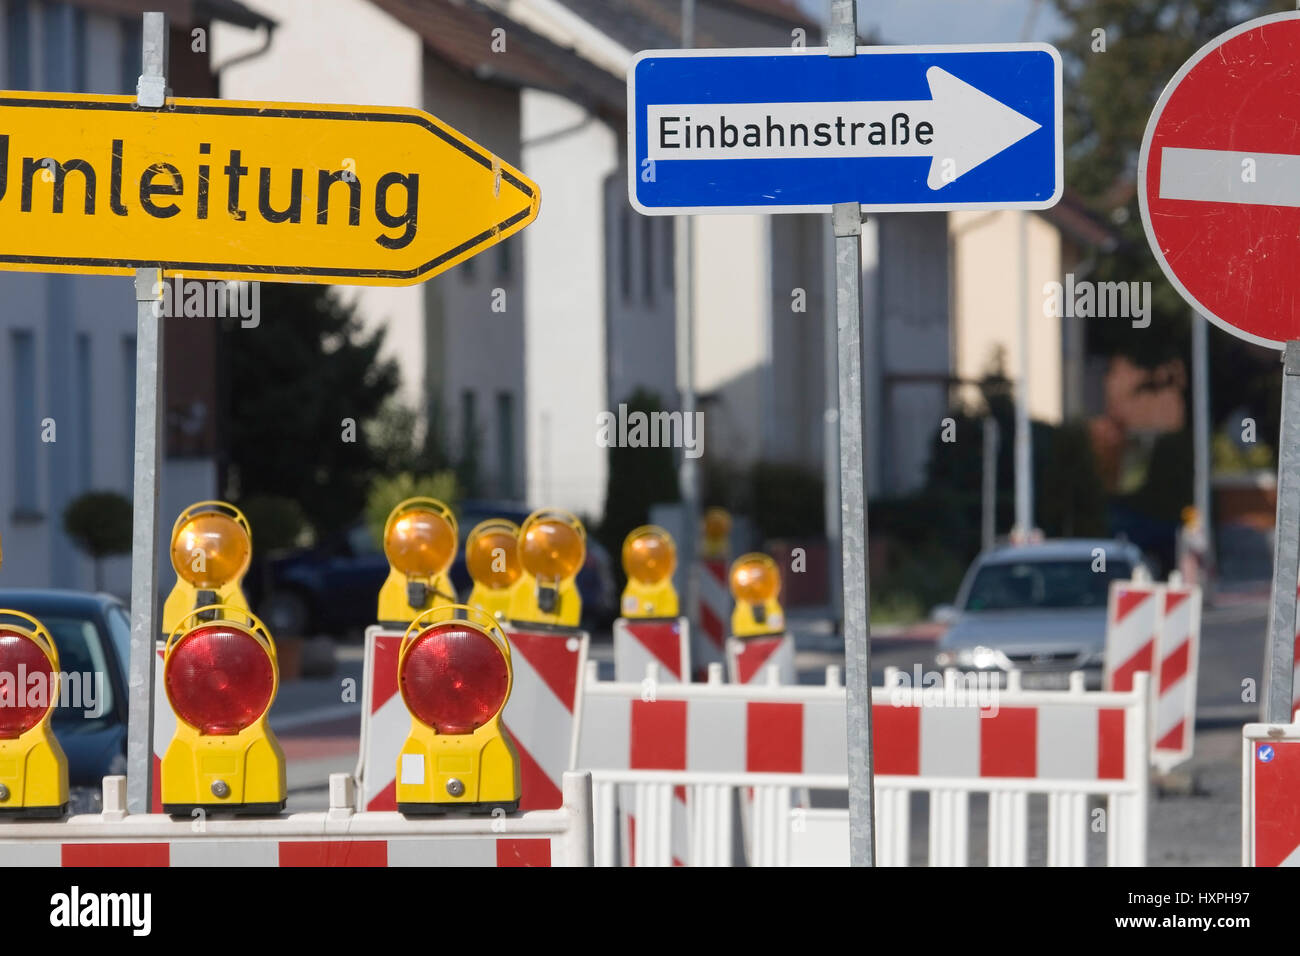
0,0 -> 267,593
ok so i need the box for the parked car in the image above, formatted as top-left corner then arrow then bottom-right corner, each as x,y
933,539 -> 1149,690
248,501 -> 619,637
0,589 -> 131,810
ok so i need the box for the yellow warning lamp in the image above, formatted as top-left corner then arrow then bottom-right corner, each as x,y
162,501 -> 253,635
507,509 -> 586,627
702,507 -> 732,559
729,553 -> 785,637
396,605 -> 520,813
161,605 -> 286,815
621,525 -> 679,618
0,611 -> 69,818
466,519 -> 524,622
377,497 -> 459,628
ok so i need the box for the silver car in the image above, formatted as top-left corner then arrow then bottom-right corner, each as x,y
933,539 -> 1149,690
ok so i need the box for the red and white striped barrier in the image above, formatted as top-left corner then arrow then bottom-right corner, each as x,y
726,634 -> 796,685
613,618 -> 690,683
1242,723 -> 1300,866
0,773 -> 593,867
577,667 -> 1149,866
1104,578 -> 1161,693
1153,583 -> 1201,771
357,624 -> 588,812
696,558 -> 730,670
1103,576 -> 1202,771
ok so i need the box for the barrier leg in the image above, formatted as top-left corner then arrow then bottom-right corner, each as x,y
877,787 -> 910,867
988,790 -> 1028,867
928,790 -> 969,867
1047,792 -> 1087,866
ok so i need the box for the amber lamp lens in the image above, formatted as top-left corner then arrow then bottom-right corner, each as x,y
172,513 -> 251,589
468,528 -> 522,589
623,532 -> 676,585
385,509 -> 456,578
731,558 -> 779,604
520,519 -> 585,580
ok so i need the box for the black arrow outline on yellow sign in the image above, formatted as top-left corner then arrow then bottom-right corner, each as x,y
0,92 -> 541,286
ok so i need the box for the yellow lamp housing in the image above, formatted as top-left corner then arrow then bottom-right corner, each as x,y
377,497 -> 459,628
162,501 -> 253,635
161,605 -> 286,816
729,553 -> 785,638
0,611 -> 68,818
466,519 -> 524,623
396,606 -> 520,814
621,525 -> 679,619
507,508 -> 585,628
702,507 -> 732,560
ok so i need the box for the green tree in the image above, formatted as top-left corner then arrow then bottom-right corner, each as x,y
63,492 -> 132,591
220,284 -> 399,539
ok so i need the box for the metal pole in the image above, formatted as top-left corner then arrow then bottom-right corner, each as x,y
1014,210 -> 1033,536
125,11 -> 168,816
1265,341 -> 1300,724
824,211 -> 843,628
982,415 -> 1000,552
830,0 -> 875,868
676,0 -> 700,637
1191,311 -> 1212,588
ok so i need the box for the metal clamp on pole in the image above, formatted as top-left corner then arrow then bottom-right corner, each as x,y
1265,340 -> 1300,723
828,0 -> 876,869
125,11 -> 169,816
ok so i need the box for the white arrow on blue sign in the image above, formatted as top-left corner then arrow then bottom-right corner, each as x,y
628,44 -> 1063,215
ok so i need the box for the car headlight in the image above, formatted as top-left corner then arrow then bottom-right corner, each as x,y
953,646 -> 1002,669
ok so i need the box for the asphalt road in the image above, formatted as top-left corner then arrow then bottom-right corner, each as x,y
270,599 -> 1271,864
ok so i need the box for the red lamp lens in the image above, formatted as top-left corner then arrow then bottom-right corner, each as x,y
0,629 -> 55,739
165,624 -> 274,735
400,624 -> 508,734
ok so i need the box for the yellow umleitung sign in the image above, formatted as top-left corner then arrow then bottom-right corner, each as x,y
0,92 -> 540,286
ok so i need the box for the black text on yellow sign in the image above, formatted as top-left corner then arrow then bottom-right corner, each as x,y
0,92 -> 541,286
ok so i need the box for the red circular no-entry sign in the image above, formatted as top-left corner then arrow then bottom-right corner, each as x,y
1140,12 -> 1300,350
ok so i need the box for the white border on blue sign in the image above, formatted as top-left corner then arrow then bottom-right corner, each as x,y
625,43 -> 1065,217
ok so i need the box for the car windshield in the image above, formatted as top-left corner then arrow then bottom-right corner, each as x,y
39,614 -> 116,727
963,559 -> 1133,612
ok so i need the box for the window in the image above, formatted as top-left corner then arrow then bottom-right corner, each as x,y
642,217 -> 655,306
76,333 -> 92,490
11,330 -> 38,514
963,559 -> 1134,612
460,389 -> 477,456
7,0 -> 30,88
120,16 -> 141,95
497,237 -> 512,280
496,391 -> 515,499
123,335 -> 136,488
620,207 -> 633,301
44,615 -> 115,726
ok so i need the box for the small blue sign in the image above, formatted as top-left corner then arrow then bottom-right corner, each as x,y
628,44 -> 1062,215
1260,744 -> 1275,763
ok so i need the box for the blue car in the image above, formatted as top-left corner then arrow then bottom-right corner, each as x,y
248,501 -> 619,637
0,589 -> 131,810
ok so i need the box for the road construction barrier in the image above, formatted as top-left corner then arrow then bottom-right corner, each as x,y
1241,722 -> 1300,866
1104,575 -> 1202,771
576,666 -> 1149,866
357,624 -> 587,812
695,558 -> 730,671
613,618 -> 691,683
1152,582 -> 1201,771
0,772 -> 594,867
726,633 -> 796,685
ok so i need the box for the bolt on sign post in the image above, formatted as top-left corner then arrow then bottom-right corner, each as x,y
627,0 -> 1063,864
1138,10 -> 1300,725
0,12 -> 543,814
